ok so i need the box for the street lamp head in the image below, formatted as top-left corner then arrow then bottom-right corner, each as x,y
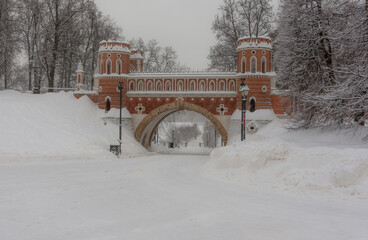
239,81 -> 250,97
118,81 -> 124,91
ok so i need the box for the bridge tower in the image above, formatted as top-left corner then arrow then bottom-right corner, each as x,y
95,41 -> 146,110
98,40 -> 131,75
236,36 -> 275,112
94,40 -> 132,110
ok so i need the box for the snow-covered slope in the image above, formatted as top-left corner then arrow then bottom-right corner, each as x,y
205,119 -> 368,199
0,91 -> 146,160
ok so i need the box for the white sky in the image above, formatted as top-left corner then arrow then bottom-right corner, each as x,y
94,0 -> 280,70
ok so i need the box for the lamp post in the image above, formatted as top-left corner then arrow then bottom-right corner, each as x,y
214,126 -> 217,148
172,129 -> 175,148
118,81 -> 123,155
240,78 -> 250,141
110,81 -> 124,156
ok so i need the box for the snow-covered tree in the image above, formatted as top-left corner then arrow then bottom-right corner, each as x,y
276,0 -> 368,130
315,0 -> 368,129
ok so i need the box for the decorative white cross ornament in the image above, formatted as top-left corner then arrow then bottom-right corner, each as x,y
216,104 -> 228,116
135,103 -> 145,114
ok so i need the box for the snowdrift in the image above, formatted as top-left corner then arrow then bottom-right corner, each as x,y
205,119 -> 368,198
0,91 -> 146,160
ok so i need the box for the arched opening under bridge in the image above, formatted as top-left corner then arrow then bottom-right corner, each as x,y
134,101 -> 228,148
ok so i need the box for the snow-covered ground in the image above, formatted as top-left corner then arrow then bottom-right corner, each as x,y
1,90 -> 368,239
1,154 -> 367,240
0,91 -> 146,161
206,119 -> 368,199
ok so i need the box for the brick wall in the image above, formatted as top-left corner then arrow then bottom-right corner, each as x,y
74,94 -> 98,103
271,95 -> 291,115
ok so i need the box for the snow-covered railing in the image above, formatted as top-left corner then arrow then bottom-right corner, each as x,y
129,70 -> 237,75
46,87 -> 75,92
127,91 -> 237,94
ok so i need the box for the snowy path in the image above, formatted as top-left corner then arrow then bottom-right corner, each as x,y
0,154 -> 367,240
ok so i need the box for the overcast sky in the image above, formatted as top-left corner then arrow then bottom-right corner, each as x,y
94,0 -> 280,70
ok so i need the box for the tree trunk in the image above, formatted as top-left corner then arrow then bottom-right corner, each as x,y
28,40 -> 32,91
67,48 -> 73,88
4,0 -> 9,89
4,53 -> 8,89
316,0 -> 335,85
48,2 -> 59,92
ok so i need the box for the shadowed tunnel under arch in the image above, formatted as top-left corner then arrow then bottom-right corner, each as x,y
134,100 -> 228,148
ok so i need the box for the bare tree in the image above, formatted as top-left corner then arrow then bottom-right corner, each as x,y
160,47 -> 177,72
209,0 -> 242,71
238,0 -> 272,38
208,0 -> 273,71
131,38 -> 186,72
145,39 -> 162,72
38,0 -> 90,92
0,0 -> 123,91
84,4 -> 122,88
0,0 -> 19,90
15,0 -> 44,90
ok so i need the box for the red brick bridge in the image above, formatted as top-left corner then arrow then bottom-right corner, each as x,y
75,37 -> 289,147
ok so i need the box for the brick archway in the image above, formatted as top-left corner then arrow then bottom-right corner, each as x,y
134,100 -> 228,147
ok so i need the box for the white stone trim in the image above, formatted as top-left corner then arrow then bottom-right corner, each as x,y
249,96 -> 256,102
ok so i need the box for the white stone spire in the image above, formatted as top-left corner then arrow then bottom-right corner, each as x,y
76,60 -> 85,91
77,60 -> 84,73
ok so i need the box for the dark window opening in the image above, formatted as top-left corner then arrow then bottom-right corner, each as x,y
107,61 -> 111,75
250,99 -> 256,112
262,59 -> 266,73
117,61 -> 121,74
106,99 -> 111,112
251,57 -> 256,73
